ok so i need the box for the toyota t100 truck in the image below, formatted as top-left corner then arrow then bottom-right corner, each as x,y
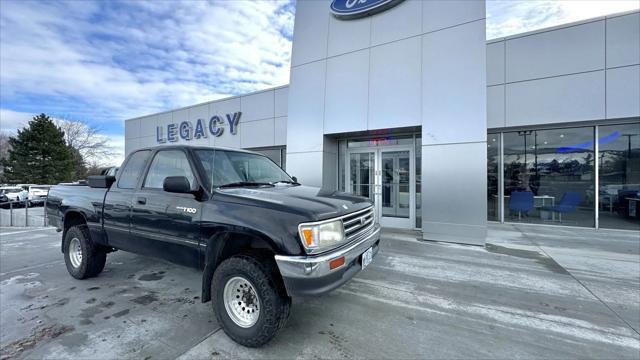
46,145 -> 381,347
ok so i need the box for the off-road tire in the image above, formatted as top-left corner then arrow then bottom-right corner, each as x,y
63,225 -> 107,279
212,254 -> 291,347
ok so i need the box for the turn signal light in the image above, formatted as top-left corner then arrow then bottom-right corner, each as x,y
329,256 -> 345,270
302,229 -> 314,246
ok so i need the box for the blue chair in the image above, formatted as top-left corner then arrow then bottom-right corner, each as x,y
509,191 -> 535,220
542,192 -> 582,222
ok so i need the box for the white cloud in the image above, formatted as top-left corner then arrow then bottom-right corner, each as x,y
104,135 -> 125,167
0,0 -> 294,125
487,0 -> 640,39
0,109 -> 35,134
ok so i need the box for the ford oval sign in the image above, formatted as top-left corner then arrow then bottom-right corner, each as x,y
330,0 -> 405,20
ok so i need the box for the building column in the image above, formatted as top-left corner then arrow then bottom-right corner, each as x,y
421,5 -> 487,245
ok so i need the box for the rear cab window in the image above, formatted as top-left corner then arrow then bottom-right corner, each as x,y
117,150 -> 151,189
143,150 -> 197,190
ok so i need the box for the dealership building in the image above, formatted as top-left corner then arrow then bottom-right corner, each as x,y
125,1 -> 640,245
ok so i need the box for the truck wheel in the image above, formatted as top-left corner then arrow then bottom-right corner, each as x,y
212,254 -> 291,347
63,225 -> 107,279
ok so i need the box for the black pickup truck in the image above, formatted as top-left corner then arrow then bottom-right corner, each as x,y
46,145 -> 381,347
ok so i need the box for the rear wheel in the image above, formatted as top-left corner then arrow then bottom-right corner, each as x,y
212,254 -> 291,347
63,225 -> 107,279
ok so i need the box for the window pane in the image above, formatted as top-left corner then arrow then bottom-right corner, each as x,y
117,150 -> 151,189
503,127 -> 595,227
349,152 -> 375,200
144,151 -> 196,189
487,133 -> 500,221
598,122 -> 640,230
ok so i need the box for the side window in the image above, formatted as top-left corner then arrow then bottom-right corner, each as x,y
117,150 -> 151,189
143,150 -> 196,189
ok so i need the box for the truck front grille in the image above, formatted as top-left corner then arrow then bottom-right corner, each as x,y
342,207 -> 375,241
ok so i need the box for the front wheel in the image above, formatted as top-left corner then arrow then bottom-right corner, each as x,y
212,254 -> 291,347
63,225 -> 107,279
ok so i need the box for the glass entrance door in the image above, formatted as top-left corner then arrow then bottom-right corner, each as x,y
346,146 -> 415,228
349,152 -> 375,200
381,150 -> 411,218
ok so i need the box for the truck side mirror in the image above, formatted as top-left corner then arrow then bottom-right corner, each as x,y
291,176 -> 298,183
163,176 -> 191,194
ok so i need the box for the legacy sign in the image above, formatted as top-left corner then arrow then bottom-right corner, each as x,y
157,112 -> 241,143
330,0 -> 404,19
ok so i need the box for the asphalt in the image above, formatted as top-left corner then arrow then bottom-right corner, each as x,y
0,225 -> 638,359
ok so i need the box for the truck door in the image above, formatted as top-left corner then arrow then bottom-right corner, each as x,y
103,150 -> 151,249
130,149 -> 202,267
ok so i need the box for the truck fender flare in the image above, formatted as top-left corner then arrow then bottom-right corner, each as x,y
201,232 -> 229,303
200,228 -> 278,303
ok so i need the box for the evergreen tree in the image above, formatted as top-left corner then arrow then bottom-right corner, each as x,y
2,113 -> 75,184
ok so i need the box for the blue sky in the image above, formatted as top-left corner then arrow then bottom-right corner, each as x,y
1,0 -> 638,165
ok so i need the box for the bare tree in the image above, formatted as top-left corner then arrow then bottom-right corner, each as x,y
0,131 -> 12,182
0,131 -> 11,160
56,119 -> 114,166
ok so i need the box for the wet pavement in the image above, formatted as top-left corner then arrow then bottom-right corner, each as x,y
1,225 -> 639,359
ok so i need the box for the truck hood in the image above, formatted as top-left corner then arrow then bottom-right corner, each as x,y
213,185 -> 372,221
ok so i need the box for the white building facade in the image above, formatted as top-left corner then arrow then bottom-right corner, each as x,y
125,1 -> 640,244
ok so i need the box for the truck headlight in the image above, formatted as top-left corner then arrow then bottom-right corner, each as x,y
298,220 -> 344,252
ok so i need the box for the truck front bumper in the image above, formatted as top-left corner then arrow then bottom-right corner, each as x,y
274,223 -> 381,297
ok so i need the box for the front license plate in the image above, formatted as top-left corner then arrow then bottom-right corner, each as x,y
361,247 -> 373,269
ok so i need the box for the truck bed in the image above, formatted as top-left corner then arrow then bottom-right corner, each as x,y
45,183 -> 108,231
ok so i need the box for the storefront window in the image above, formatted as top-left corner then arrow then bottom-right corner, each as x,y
598,122 -> 640,230
503,127 -> 595,227
487,133 -> 500,221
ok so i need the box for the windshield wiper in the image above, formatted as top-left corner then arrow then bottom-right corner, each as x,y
270,180 -> 300,186
217,181 -> 274,188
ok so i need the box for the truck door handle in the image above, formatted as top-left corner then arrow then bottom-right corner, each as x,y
137,197 -> 147,205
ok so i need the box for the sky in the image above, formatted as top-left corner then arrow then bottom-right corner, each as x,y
1,0 -> 638,166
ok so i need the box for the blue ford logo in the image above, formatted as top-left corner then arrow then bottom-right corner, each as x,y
330,0 -> 404,20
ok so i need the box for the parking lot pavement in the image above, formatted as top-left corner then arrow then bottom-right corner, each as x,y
1,226 -> 639,359
1,227 -> 217,359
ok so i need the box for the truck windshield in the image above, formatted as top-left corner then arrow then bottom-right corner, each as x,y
195,150 -> 293,190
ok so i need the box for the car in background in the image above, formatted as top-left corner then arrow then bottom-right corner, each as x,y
0,193 -> 9,208
28,185 -> 51,206
0,186 -> 28,207
99,166 -> 119,177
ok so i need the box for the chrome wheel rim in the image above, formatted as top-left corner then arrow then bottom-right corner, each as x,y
69,237 -> 82,268
223,276 -> 260,328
